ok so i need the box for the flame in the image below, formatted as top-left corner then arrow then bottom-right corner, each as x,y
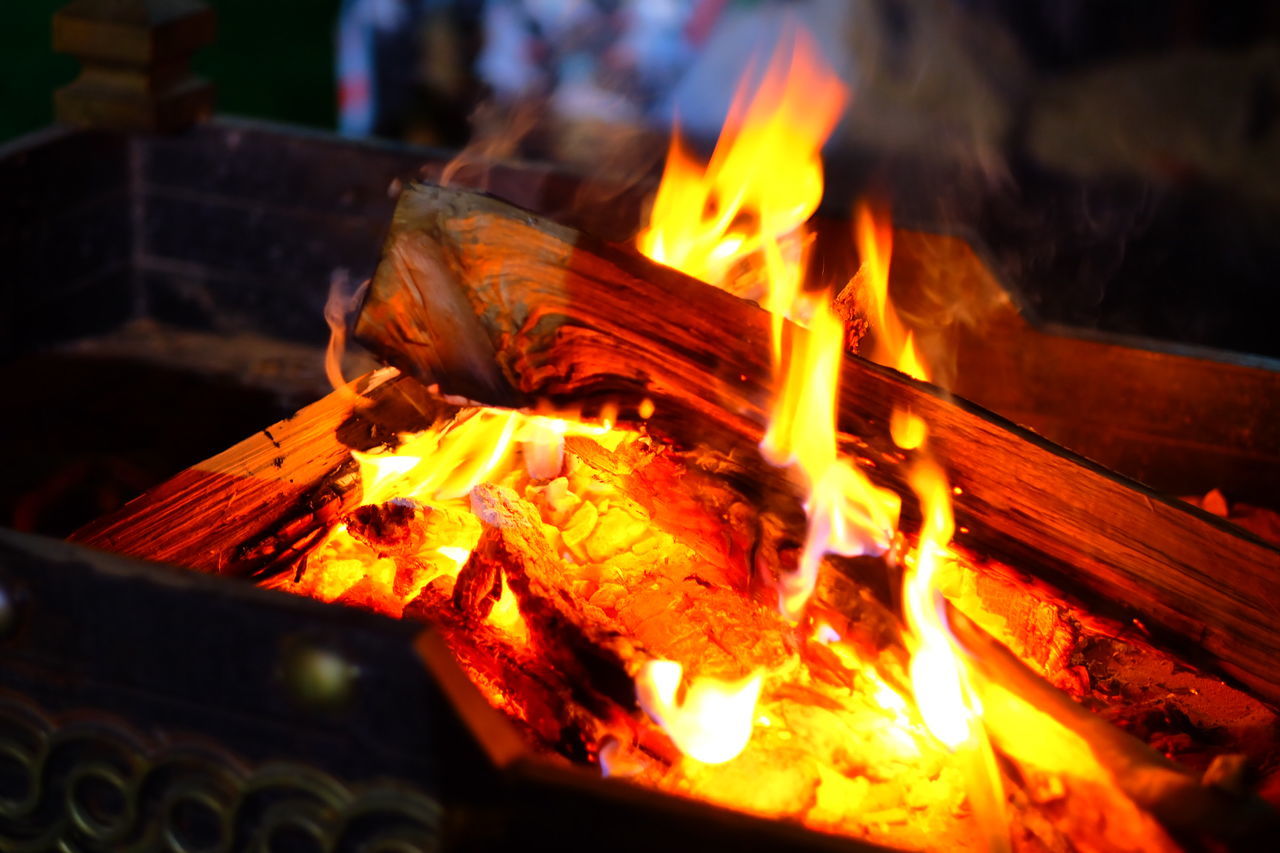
759,295 -> 901,620
632,24 -> 1013,845
903,462 -> 973,748
635,660 -> 764,765
638,30 -> 903,622
322,270 -> 378,411
520,416 -> 569,480
851,202 -> 933,452
354,409 -> 628,507
851,203 -> 1004,836
890,408 -> 928,451
904,460 -> 1009,850
636,26 -> 846,357
353,409 -> 521,506
436,546 -> 471,565
853,202 -> 930,382
487,574 -> 530,641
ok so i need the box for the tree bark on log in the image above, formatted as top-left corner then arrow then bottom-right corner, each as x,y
355,182 -> 1280,706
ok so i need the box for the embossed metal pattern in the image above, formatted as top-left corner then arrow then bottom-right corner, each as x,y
0,692 -> 442,852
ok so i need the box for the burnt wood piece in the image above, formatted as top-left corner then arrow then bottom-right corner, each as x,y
356,183 -> 1280,706
347,498 -> 438,557
468,484 -> 639,711
949,607 -> 1279,849
70,370 -> 449,575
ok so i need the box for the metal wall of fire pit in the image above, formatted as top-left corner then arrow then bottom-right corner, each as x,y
0,119 -> 653,364
0,529 -> 890,853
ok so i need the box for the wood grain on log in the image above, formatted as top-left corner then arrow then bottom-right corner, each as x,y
70,369 -> 450,576
356,183 -> 1280,705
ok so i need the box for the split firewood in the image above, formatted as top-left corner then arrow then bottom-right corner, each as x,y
70,368 -> 453,578
355,182 -> 1280,708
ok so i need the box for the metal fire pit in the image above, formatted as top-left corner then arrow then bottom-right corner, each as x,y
1,109 -> 1278,851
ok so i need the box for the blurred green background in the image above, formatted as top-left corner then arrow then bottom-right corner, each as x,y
0,0 -> 341,142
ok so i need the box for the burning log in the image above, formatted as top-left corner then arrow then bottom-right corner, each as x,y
69,369 -> 389,572
355,183 -> 1280,707
70,368 -> 448,575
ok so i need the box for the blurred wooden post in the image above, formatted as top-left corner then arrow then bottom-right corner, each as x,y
53,0 -> 216,132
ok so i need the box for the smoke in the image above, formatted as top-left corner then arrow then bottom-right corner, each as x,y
323,268 -> 374,408
434,98 -> 545,191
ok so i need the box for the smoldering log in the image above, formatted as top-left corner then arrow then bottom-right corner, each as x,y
355,182 -> 1280,706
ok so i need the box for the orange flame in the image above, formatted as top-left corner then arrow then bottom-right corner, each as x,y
636,27 -> 1013,845
636,26 -> 846,358
852,202 -> 932,451
761,296 -> 901,619
905,460 -> 1009,850
637,28 -> 902,622
853,201 -> 930,383
635,660 -> 764,765
354,409 -> 624,507
353,409 -> 522,506
904,462 -> 974,747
